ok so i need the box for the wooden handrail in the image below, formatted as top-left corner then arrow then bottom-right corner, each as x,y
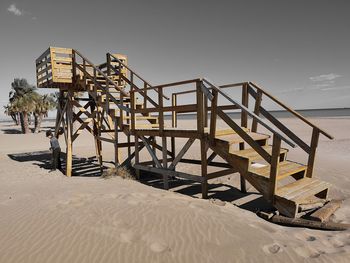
248,82 -> 334,140
107,53 -> 170,100
202,78 -> 296,148
129,78 -> 201,93
171,82 -> 244,96
73,50 -> 129,97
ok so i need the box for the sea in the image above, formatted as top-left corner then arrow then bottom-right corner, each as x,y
1,108 -> 350,123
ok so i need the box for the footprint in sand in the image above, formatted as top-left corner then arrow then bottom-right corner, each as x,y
293,246 -> 322,258
120,231 -> 138,243
263,243 -> 282,254
306,236 -> 316,242
150,241 -> 169,253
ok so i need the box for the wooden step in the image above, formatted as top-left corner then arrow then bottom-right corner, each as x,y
274,178 -> 331,217
124,123 -> 160,129
204,127 -> 250,136
276,178 -> 331,202
230,145 -> 288,161
215,132 -> 270,147
124,116 -> 158,121
249,160 -> 306,181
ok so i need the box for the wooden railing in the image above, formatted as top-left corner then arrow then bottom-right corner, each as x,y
72,50 -> 130,120
36,47 -> 73,88
129,78 -> 334,200
106,53 -> 169,106
246,82 -> 333,179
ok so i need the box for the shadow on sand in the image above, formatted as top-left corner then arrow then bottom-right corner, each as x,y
7,150 -> 105,177
7,150 -> 273,213
2,128 -> 23,134
140,173 -> 273,213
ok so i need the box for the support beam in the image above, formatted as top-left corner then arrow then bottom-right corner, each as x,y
66,91 -> 73,177
140,136 -> 162,168
169,138 -> 195,170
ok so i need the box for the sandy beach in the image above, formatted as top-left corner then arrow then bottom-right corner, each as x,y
0,117 -> 349,263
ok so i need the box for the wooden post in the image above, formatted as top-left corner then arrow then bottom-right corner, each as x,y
171,94 -> 177,128
158,87 -> 168,188
66,91 -> 73,177
170,137 -> 175,164
241,83 -> 249,129
54,90 -> 64,137
306,128 -> 320,178
209,89 -> 218,142
197,81 -> 208,198
251,89 -> 263,132
269,134 -> 281,202
204,95 -> 208,128
201,140 -> 208,199
239,83 -> 249,192
114,118 -> 119,168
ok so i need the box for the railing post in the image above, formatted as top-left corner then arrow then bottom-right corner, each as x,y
72,50 -> 76,82
196,81 -> 204,135
158,87 -> 168,188
171,94 -> 177,128
118,61 -> 122,87
239,82 -> 249,192
306,128 -> 320,178
144,82 -> 148,109
197,80 -> 208,198
106,53 -> 111,77
269,134 -> 281,202
209,89 -> 218,142
130,91 -> 136,131
241,82 -> 249,129
120,92 -> 124,128
251,89 -> 263,132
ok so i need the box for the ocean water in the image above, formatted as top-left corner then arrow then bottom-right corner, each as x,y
171,108 -> 350,120
1,108 -> 350,123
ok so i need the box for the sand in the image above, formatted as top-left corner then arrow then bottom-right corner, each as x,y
0,117 -> 349,263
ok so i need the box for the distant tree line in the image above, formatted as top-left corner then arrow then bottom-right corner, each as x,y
4,78 -> 57,134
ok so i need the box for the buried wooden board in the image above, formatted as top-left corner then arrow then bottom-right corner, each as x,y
309,199 -> 343,222
257,211 -> 349,231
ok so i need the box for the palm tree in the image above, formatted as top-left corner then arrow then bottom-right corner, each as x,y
33,94 -> 56,133
9,78 -> 37,134
11,93 -> 36,133
4,104 -> 19,125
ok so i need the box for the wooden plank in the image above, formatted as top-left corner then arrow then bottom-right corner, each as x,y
134,104 -> 197,114
306,128 -> 320,178
207,168 -> 235,180
172,94 -> 177,127
269,135 -> 281,201
241,83 -> 248,128
209,90 -> 218,142
251,89 -> 262,132
249,161 -> 306,180
267,214 -> 349,231
277,178 -> 317,197
134,164 -> 204,182
309,200 -> 342,222
139,136 -> 162,168
231,145 -> 288,161
180,158 -> 232,169
66,91 -> 73,177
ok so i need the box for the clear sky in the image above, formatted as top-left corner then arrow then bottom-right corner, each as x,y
0,0 -> 349,119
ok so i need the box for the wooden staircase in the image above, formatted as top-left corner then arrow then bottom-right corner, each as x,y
36,47 -> 335,218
